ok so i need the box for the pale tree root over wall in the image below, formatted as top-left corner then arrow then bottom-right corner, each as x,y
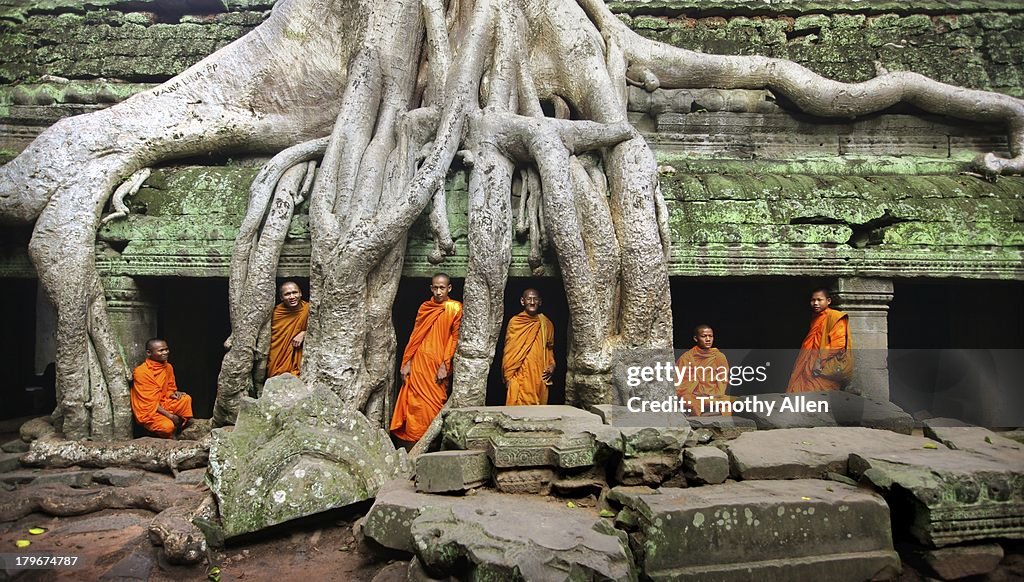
1,0 -> 1023,444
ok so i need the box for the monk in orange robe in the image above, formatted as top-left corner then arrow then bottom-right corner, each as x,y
787,288 -> 852,393
131,338 -> 193,439
503,288 -> 555,405
390,273 -> 462,446
267,281 -> 309,378
676,324 -> 731,416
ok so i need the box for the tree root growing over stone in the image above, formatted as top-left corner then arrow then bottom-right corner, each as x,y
2,0 -> 1024,441
20,436 -> 211,474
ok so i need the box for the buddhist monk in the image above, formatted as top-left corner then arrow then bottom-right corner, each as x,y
787,288 -> 853,393
503,288 -> 556,405
131,338 -> 193,439
390,273 -> 462,447
675,324 -> 731,416
267,280 -> 309,378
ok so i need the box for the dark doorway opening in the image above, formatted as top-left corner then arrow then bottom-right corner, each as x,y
670,277 -> 834,394
391,276 -> 570,408
142,277 -> 232,419
0,278 -> 48,420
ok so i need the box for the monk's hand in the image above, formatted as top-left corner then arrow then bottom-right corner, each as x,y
170,391 -> 183,400
291,331 -> 306,349
169,413 -> 182,428
811,360 -> 823,377
542,364 -> 554,383
401,361 -> 411,381
436,362 -> 448,383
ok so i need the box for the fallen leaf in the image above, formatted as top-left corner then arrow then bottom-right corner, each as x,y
599,509 -> 615,518
15,540 -> 30,548
984,436 -> 993,444
801,496 -> 812,501
28,527 -> 46,535
566,501 -> 577,509
922,442 -> 938,449
208,565 -> 221,582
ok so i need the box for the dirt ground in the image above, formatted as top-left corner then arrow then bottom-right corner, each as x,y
1,503 -> 393,581
0,425 -> 394,582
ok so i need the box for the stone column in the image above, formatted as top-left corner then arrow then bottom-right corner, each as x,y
103,276 -> 157,371
835,277 -> 893,402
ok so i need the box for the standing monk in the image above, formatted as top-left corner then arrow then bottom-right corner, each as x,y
503,288 -> 555,405
675,324 -> 731,416
131,339 -> 193,439
787,288 -> 853,393
390,273 -> 462,447
268,281 -> 309,378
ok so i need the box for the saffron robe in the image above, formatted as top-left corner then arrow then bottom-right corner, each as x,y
503,311 -> 555,406
675,347 -> 731,416
390,298 -> 462,442
787,308 -> 850,393
132,359 -> 193,438
268,300 -> 309,378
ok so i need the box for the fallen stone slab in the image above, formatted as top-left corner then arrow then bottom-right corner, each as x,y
724,427 -> 945,480
732,391 -> 914,433
443,406 -> 605,470
608,480 -> 899,582
849,446 -> 1024,547
684,415 -> 756,442
682,446 -> 729,485
208,374 -> 410,539
363,480 -> 637,581
589,404 -> 690,428
923,419 -> 1024,463
20,435 -> 211,473
920,543 -> 1004,580
415,450 -> 490,493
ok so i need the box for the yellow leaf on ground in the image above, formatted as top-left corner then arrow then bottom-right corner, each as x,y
15,540 -> 30,548
28,527 -> 46,535
922,442 -> 938,449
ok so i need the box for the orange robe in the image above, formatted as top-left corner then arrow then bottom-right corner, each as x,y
131,359 -> 193,438
390,298 -> 462,442
787,308 -> 850,393
268,300 -> 309,378
503,311 -> 555,406
675,347 -> 731,416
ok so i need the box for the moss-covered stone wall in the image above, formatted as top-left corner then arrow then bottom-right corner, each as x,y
0,0 -> 1021,280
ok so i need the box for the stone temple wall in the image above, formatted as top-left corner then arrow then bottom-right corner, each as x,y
0,0 -> 1022,282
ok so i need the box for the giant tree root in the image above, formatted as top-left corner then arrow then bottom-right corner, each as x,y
0,480 -> 205,522
20,436 -> 211,474
149,494 -> 217,565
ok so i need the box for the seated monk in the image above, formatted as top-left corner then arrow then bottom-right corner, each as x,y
503,288 -> 555,406
787,288 -> 852,393
675,324 -> 731,416
267,281 -> 309,378
131,338 -> 193,439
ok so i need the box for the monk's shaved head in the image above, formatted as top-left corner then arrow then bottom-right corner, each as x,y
279,280 -> 301,295
693,324 -> 712,337
520,287 -> 542,315
521,288 -> 541,300
432,272 -> 451,285
145,338 -> 167,351
810,287 -> 832,300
